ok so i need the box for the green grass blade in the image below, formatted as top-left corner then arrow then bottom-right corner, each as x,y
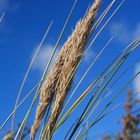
79,103 -> 121,140
68,55 -> 126,139
79,71 -> 140,139
11,21 -> 53,133
76,58 -> 140,138
71,41 -> 140,134
0,82 -> 40,131
56,39 -> 139,135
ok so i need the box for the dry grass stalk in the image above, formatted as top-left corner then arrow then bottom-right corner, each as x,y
30,0 -> 101,139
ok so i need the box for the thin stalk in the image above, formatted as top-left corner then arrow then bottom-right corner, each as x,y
79,71 -> 140,139
11,21 -> 53,133
84,0 -> 125,56
56,42 -> 128,130
78,41 -> 140,123
91,0 -> 115,31
0,82 -> 40,131
73,42 -> 140,136
79,103 -> 122,140
68,54 -> 125,139
75,90 -> 112,139
80,58 -> 140,130
77,43 -> 140,139
57,40 -> 139,138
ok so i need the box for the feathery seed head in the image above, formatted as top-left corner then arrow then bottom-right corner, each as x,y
30,0 -> 101,139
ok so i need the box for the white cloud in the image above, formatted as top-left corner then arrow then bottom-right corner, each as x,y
109,21 -> 140,44
32,44 -> 97,73
32,44 -> 59,72
134,63 -> 140,98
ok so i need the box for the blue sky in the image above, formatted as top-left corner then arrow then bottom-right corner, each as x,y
0,0 -> 140,139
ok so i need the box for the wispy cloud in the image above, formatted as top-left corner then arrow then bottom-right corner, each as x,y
32,43 -> 96,73
32,44 -> 59,72
109,21 -> 140,44
134,63 -> 140,98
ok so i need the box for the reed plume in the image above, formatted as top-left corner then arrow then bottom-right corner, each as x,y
30,0 -> 101,139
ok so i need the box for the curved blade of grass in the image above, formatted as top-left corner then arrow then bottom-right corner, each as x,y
0,82 -> 40,131
79,57 -> 140,124
77,53 -> 139,139
77,40 -> 140,123
75,59 -> 140,138
79,71 -> 140,139
85,58 -> 140,120
55,39 -> 139,133
14,1 -> 78,139
68,54 -> 126,139
75,89 -> 112,139
75,80 -> 106,139
74,76 -> 109,140
78,103 -> 122,140
68,41 -> 140,139
11,21 -> 53,133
